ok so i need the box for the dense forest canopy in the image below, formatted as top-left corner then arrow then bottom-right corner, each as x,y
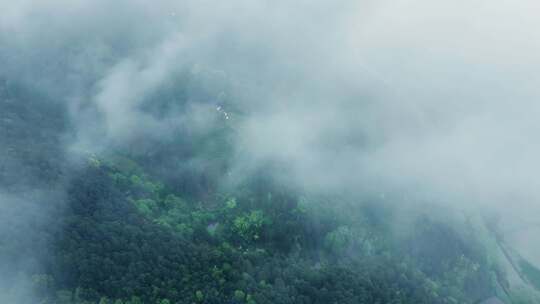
1,1 -> 540,303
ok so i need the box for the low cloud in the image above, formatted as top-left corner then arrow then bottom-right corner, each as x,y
1,0 -> 540,272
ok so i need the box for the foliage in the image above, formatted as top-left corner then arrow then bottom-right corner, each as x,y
233,210 -> 266,241
0,81 -> 512,304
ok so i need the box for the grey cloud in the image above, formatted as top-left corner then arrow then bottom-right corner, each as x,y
2,0 -> 540,282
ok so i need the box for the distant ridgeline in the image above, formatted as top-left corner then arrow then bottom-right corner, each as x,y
1,79 -> 540,303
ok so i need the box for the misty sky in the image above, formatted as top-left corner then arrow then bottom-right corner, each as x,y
2,0 -> 540,262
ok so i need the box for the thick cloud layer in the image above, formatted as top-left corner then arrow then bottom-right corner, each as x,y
2,0 -> 540,268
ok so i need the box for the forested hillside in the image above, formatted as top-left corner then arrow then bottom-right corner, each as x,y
1,78 -> 538,304
2,1 -> 540,304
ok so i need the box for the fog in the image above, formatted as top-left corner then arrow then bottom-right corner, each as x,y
1,0 -> 540,301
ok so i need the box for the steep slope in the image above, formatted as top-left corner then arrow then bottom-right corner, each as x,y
0,78 -> 533,304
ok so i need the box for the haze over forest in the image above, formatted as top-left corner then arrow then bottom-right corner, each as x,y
1,1 -> 540,303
